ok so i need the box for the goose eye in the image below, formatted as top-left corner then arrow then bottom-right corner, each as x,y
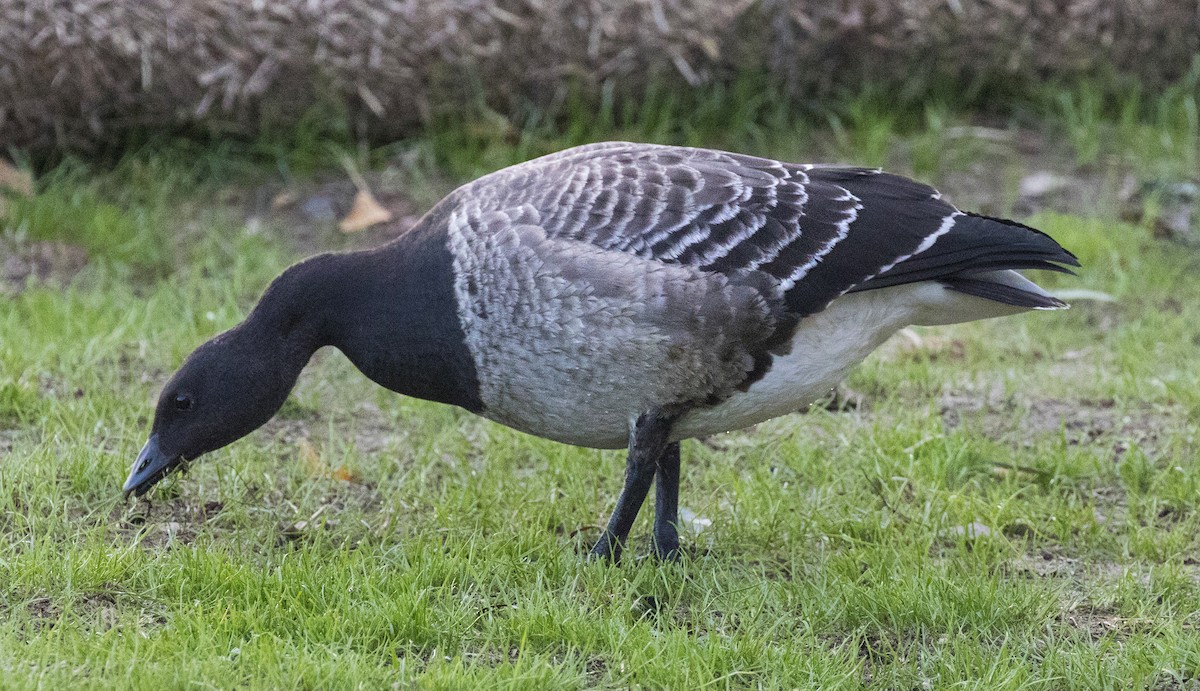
174,394 -> 194,411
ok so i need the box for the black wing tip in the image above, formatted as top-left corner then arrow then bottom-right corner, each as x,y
962,212 -> 1081,268
849,211 -> 1081,295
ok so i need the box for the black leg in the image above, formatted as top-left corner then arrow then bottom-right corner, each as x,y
652,442 -> 681,560
590,411 -> 674,562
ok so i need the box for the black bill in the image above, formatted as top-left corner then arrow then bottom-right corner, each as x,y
123,434 -> 183,498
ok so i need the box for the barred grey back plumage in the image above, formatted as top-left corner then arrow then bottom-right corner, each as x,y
450,142 -> 1078,320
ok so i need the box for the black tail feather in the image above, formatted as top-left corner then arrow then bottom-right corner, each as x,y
939,276 -> 1067,309
853,213 -> 1079,294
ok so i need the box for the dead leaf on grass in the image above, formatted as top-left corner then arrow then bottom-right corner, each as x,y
339,189 -> 393,233
338,156 -> 393,233
298,438 -> 358,483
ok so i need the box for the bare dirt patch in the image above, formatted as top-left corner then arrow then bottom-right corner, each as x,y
1006,551 -> 1140,583
76,590 -> 121,632
1058,604 -> 1158,641
1149,675 -> 1200,691
939,391 -> 1185,459
1,239 -> 88,294
25,596 -> 59,626
1008,553 -> 1168,641
112,495 -> 218,549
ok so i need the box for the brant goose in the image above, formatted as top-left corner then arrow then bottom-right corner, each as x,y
124,142 -> 1077,560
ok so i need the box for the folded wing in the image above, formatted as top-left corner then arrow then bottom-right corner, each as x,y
460,142 -> 1078,320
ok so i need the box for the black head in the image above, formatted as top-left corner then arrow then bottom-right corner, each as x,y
124,329 -> 307,497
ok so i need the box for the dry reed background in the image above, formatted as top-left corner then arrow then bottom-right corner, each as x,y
2,0 -> 1198,153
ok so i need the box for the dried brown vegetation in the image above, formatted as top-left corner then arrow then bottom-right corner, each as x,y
3,0 -> 1198,153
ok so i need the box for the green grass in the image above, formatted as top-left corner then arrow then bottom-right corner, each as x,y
2,112 -> 1200,688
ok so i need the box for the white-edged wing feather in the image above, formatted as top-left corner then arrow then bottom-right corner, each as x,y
452,143 -> 1076,320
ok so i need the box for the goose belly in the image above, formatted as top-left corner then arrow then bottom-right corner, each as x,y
476,281 -> 1028,448
673,288 -> 916,439
482,288 -> 920,448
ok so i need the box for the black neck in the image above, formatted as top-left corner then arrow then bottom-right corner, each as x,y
241,221 -> 483,413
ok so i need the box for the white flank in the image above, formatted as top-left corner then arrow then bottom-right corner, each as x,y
674,278 -> 1042,440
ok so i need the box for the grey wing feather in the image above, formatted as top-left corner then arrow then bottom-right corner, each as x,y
457,141 -> 1078,317
449,203 -> 786,415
